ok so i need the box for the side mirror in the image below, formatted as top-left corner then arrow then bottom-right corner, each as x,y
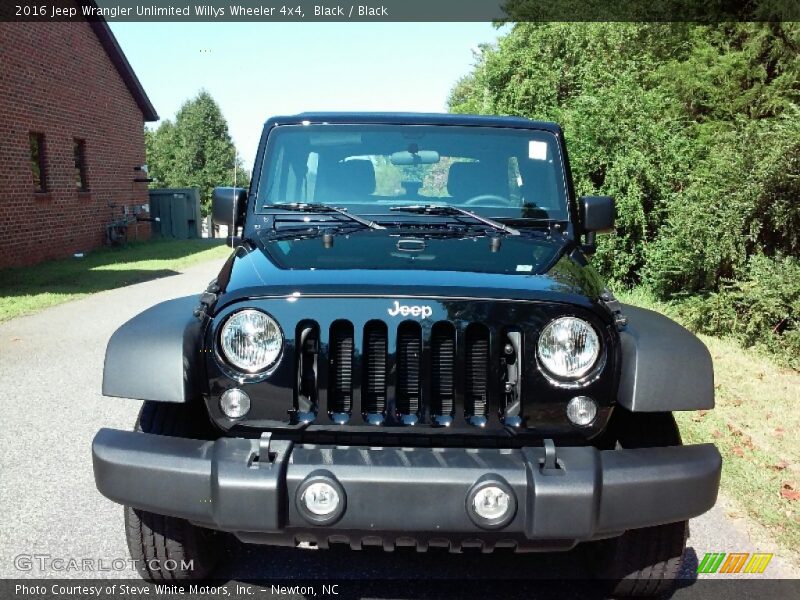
581,195 -> 615,232
212,187 -> 247,228
580,196 -> 615,254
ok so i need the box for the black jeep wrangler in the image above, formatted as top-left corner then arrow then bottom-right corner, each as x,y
93,113 -> 721,596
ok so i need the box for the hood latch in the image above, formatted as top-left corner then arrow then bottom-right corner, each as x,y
600,288 -> 628,330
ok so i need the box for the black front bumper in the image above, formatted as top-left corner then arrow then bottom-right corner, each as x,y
92,429 -> 720,551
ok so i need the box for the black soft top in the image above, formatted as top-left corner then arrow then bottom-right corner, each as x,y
264,112 -> 562,133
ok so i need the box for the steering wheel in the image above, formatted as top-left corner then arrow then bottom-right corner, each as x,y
463,194 -> 512,207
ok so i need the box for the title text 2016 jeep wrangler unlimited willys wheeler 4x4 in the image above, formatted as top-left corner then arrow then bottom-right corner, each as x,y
93,113 -> 721,596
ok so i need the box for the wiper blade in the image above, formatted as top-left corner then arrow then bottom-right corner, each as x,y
389,204 -> 519,236
267,202 -> 384,230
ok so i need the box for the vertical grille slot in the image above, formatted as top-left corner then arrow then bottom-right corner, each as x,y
431,322 -> 455,418
396,321 -> 422,417
329,321 -> 354,419
465,324 -> 490,419
294,321 -> 319,422
501,330 -> 523,427
363,321 -> 388,415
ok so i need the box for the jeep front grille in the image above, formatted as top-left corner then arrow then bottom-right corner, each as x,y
206,297 -> 618,441
294,319 -> 519,428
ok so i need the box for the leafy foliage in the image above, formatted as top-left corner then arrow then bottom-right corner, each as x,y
449,22 -> 799,366
680,256 -> 800,370
145,91 -> 248,217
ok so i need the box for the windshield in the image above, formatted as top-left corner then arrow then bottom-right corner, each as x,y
256,124 -> 569,221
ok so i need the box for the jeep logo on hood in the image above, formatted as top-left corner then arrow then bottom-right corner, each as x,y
388,301 -> 433,319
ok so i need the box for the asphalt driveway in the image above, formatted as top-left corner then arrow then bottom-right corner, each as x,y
0,256 -> 796,596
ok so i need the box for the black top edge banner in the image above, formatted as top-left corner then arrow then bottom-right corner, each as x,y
2,0 -> 799,22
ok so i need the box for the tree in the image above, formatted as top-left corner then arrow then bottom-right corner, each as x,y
145,90 -> 249,217
448,22 -> 799,290
448,21 -> 800,366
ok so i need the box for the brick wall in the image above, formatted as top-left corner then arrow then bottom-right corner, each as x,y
0,20 -> 151,268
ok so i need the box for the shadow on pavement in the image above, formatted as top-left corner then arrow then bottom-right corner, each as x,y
206,538 -> 725,599
216,540 -> 608,599
677,546 -> 700,587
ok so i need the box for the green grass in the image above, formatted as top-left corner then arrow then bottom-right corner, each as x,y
618,288 -> 800,553
0,239 -> 232,321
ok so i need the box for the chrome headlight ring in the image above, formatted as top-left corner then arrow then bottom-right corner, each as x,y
218,309 -> 284,374
536,316 -> 603,386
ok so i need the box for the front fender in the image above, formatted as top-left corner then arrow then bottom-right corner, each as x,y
618,305 -> 714,412
102,296 -> 203,403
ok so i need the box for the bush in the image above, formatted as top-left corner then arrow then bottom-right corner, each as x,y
678,255 -> 800,369
643,110 -> 800,298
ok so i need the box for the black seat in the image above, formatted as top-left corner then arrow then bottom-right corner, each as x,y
316,159 -> 376,203
446,162 -> 502,203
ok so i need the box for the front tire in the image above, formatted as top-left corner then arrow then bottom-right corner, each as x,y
592,520 -> 689,598
588,411 -> 689,597
124,402 -> 220,581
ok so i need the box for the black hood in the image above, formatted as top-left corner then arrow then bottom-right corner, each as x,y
260,228 -> 563,275
217,228 -> 606,310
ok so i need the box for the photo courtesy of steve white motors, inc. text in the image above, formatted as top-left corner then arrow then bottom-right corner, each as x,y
15,584 -> 340,596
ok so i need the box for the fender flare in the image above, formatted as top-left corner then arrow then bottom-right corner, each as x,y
618,305 -> 714,412
102,296 -> 203,403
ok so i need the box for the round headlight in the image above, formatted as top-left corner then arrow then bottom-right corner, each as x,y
220,309 -> 283,373
537,317 -> 600,381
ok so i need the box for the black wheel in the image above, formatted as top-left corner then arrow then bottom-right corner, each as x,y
588,411 -> 688,598
124,402 -> 220,581
591,520 -> 688,598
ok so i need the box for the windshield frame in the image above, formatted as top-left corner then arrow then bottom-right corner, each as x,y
252,122 -> 573,223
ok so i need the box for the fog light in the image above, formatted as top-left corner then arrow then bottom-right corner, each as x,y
296,474 -> 346,525
473,486 -> 510,520
466,479 -> 517,529
302,482 -> 340,516
220,388 -> 250,419
566,396 -> 597,426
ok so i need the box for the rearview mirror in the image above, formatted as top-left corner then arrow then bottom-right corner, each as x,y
212,187 -> 247,228
390,150 -> 440,166
581,196 -> 615,233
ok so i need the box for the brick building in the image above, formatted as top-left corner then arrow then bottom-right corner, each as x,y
0,15 -> 158,268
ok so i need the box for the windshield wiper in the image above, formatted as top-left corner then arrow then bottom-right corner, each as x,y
389,204 -> 520,236
266,202 -> 384,230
